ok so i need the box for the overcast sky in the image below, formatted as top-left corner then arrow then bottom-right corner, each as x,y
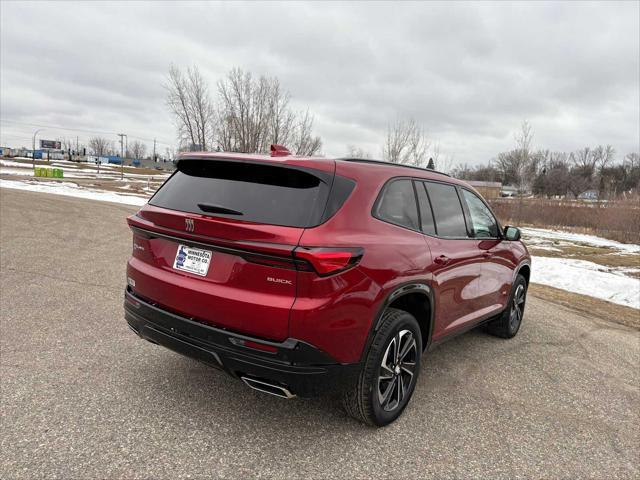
1,1 -> 638,165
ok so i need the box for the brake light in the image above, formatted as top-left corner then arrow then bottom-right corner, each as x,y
293,247 -> 363,276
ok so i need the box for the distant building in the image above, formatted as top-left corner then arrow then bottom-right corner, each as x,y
466,181 -> 502,199
578,189 -> 599,201
500,185 -> 519,197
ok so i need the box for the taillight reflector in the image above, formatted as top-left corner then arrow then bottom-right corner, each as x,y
230,338 -> 278,353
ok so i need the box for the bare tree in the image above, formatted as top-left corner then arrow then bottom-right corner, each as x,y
383,118 -> 429,167
164,147 -> 177,163
593,144 -> 615,171
426,143 -> 455,173
268,80 -> 296,147
130,140 -> 147,160
216,68 -> 322,154
290,109 -> 322,155
166,65 -> 215,151
569,145 -> 615,181
571,147 -> 596,172
56,137 -> 74,152
624,152 -> 639,169
217,68 -> 271,153
88,136 -> 112,156
495,120 -> 537,193
346,145 -> 371,159
436,148 -> 456,174
567,167 -> 593,197
430,142 -> 440,164
515,120 -> 533,157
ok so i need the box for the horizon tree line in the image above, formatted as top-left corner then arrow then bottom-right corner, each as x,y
449,121 -> 639,199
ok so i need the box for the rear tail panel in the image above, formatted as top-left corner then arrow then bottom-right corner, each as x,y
126,157 -> 352,342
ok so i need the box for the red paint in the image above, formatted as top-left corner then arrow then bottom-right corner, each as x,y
270,144 -> 291,157
126,152 -> 530,364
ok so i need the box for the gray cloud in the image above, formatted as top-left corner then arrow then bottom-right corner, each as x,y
1,1 -> 638,164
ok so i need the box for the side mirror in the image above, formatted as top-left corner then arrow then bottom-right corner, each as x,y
503,226 -> 521,241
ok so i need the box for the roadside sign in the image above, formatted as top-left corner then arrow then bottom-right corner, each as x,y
40,140 -> 61,149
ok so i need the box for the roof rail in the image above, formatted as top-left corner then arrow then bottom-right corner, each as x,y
338,158 -> 451,177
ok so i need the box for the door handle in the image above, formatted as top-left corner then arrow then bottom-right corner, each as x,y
482,252 -> 493,258
434,255 -> 450,266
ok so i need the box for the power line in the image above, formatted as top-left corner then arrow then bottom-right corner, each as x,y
0,119 -> 175,147
0,119 -> 116,136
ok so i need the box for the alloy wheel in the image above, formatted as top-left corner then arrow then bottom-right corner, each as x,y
377,329 -> 417,412
510,284 -> 525,330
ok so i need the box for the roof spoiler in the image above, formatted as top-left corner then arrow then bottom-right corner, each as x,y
270,144 -> 291,157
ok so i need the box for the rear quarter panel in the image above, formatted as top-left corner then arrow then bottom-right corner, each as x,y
291,163 -> 433,364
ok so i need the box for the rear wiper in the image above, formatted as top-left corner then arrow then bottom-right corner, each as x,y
197,203 -> 243,216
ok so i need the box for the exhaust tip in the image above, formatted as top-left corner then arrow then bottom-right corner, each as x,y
241,376 -> 296,399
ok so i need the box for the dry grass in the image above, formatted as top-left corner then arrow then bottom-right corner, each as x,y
529,283 -> 640,330
488,198 -> 640,244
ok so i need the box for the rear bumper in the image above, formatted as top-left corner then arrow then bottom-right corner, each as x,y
124,288 -> 360,397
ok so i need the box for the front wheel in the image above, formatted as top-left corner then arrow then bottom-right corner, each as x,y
485,274 -> 528,339
342,308 -> 422,427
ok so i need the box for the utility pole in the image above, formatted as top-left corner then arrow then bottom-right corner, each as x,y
76,136 -> 79,161
32,128 -> 44,170
153,138 -> 156,163
117,133 -> 126,180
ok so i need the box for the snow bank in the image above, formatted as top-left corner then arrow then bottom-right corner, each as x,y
0,179 -> 148,206
531,256 -> 640,309
0,167 -> 33,176
0,159 -> 32,169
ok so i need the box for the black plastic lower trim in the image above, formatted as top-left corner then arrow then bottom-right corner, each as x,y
124,288 -> 360,397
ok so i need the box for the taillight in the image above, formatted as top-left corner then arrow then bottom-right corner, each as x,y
293,247 -> 363,276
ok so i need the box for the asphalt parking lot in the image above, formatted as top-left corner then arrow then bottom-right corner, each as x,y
1,188 -> 639,479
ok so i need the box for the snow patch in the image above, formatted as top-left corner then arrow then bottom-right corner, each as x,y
0,179 -> 148,206
0,167 -> 33,176
531,256 -> 640,309
522,227 -> 639,254
0,159 -> 32,168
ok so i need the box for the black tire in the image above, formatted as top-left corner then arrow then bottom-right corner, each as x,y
485,274 -> 528,339
342,308 -> 422,427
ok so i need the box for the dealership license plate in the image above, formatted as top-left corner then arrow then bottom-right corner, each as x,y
173,244 -> 212,276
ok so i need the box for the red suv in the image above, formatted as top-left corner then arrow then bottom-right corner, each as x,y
124,147 -> 531,426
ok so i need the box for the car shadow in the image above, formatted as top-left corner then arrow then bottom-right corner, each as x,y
123,325 -> 506,435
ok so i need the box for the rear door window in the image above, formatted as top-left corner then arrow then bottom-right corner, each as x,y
150,160 -> 336,228
424,182 -> 469,238
374,179 -> 420,231
415,181 -> 436,235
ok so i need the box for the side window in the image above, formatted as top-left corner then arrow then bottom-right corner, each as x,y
424,182 -> 469,238
375,179 -> 419,231
461,189 -> 499,238
415,181 -> 436,235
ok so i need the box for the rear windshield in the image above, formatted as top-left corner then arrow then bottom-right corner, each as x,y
150,159 -> 352,228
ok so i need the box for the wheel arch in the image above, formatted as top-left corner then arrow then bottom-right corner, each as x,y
515,261 -> 532,286
360,282 -> 434,362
